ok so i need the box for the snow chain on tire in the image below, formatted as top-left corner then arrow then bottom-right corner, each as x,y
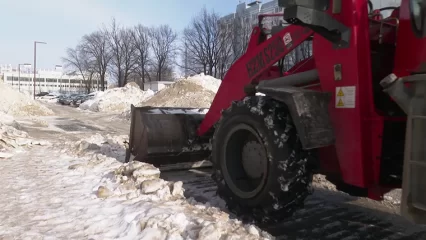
211,96 -> 316,225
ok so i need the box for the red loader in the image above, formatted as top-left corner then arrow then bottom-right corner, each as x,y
127,0 -> 426,225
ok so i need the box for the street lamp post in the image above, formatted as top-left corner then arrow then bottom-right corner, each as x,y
18,63 -> 31,93
33,41 -> 47,99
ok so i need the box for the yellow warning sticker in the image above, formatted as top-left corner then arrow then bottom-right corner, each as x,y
335,86 -> 356,108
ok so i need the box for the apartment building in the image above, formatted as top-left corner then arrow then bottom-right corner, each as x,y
221,0 -> 400,24
220,1 -> 282,27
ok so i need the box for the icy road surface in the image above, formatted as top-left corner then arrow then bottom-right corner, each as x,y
0,102 -> 425,239
163,169 -> 426,240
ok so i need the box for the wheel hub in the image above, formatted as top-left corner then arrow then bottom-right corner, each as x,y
242,141 -> 266,179
221,123 -> 269,199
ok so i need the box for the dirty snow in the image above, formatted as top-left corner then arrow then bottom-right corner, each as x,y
79,83 -> 154,113
0,133 -> 272,239
313,174 -> 338,191
142,80 -> 216,108
0,81 -> 53,117
184,73 -> 221,93
121,74 -> 221,119
384,189 -> 402,205
0,112 -> 50,159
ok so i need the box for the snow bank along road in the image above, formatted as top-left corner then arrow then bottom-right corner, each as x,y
1,102 -> 426,240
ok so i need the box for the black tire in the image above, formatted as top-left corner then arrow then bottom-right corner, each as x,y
211,96 -> 315,225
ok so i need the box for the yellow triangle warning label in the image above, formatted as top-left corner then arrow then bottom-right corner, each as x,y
337,98 -> 344,107
337,89 -> 344,97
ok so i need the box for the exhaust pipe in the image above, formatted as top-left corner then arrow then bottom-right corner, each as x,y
380,73 -> 414,114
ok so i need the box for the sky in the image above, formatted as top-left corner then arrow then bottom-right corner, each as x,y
0,0 -> 242,70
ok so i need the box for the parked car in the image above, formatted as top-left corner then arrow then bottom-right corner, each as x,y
57,93 -> 95,107
35,92 -> 49,97
58,94 -> 78,105
36,92 -> 60,102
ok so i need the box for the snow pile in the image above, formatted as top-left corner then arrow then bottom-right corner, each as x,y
185,73 -> 222,93
118,74 -> 221,119
0,113 -> 49,158
0,82 -> 53,117
64,133 -> 128,165
0,111 -> 21,129
77,91 -> 105,111
142,80 -> 216,109
79,83 -> 154,113
59,134 -> 273,239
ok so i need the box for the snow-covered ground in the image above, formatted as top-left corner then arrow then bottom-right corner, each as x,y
0,75 -> 424,239
0,81 -> 53,159
0,132 -> 271,239
0,100 -> 424,239
0,81 -> 272,239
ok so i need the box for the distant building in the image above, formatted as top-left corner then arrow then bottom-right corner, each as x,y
219,0 -> 283,28
220,0 -> 400,24
143,81 -> 174,92
1,64 -> 106,96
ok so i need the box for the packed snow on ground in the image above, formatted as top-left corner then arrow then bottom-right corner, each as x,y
29,133 -> 272,240
0,81 -> 53,117
79,82 -> 154,114
0,112 -> 50,159
312,174 -> 338,191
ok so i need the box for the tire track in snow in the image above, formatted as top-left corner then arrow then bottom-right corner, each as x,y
161,169 -> 426,240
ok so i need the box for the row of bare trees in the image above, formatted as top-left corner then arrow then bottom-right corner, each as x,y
63,19 -> 178,92
179,8 -> 253,79
178,7 -> 312,79
64,8 -> 313,93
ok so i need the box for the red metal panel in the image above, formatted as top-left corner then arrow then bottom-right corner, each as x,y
197,25 -> 314,136
312,0 -> 384,188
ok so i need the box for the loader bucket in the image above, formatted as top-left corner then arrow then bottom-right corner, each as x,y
126,105 -> 212,167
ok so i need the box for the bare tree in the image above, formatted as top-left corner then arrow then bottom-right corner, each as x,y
180,7 -> 235,79
80,30 -> 111,91
281,41 -> 313,71
148,25 -> 178,81
132,24 -> 151,88
230,14 -> 253,62
62,44 -> 95,94
108,18 -> 138,87
215,22 -> 235,79
83,72 -> 95,93
181,8 -> 212,76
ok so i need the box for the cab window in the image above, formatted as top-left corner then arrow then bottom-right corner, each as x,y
410,0 -> 426,37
